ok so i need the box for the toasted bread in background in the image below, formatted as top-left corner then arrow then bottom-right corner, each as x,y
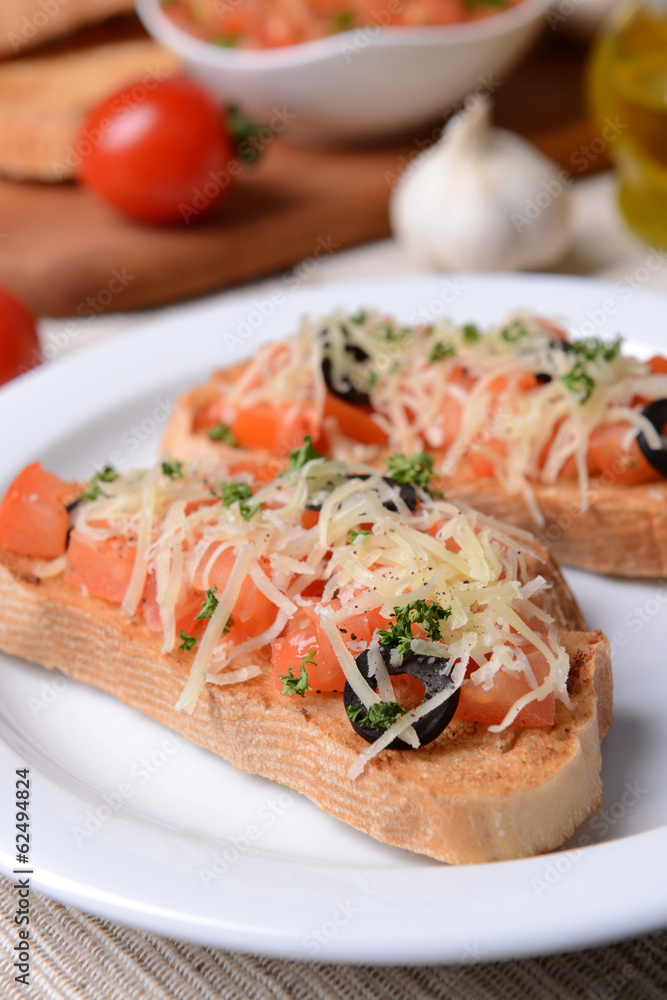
0,38 -> 180,181
0,0 -> 135,57
0,537 -> 611,865
163,363 -> 667,579
440,475 -> 667,579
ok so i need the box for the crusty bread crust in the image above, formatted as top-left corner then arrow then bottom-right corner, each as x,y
443,476 -> 667,579
161,366 -> 667,579
0,0 -> 135,58
0,39 -> 179,181
0,551 -> 610,864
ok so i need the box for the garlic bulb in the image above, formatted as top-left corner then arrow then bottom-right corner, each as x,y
390,99 -> 571,272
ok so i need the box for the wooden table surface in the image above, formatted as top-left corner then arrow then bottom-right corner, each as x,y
0,19 -> 604,317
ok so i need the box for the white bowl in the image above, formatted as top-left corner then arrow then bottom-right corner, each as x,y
137,0 -> 552,142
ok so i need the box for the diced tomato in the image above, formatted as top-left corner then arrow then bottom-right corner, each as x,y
487,372 -> 540,397
301,577 -> 325,599
192,396 -> 226,433
141,573 -> 206,635
536,417 -> 600,479
0,463 -> 72,559
272,605 -> 344,692
230,402 -> 320,455
229,456 -> 285,486
339,606 -> 390,646
194,546 -> 277,643
271,604 -> 390,694
454,620 -> 555,727
449,364 -> 476,391
184,496 -> 219,516
322,391 -> 388,447
434,365 -> 474,448
301,508 -> 319,530
164,0 -> 511,51
194,395 -> 320,457
438,392 -> 464,449
427,522 -> 461,552
465,436 -> 507,478
648,355 -> 667,374
65,528 -> 137,604
588,421 -> 659,486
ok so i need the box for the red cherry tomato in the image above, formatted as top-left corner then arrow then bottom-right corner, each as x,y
0,287 -> 40,387
78,78 -> 234,224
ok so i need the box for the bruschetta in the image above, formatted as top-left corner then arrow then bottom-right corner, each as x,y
161,310 -> 667,576
0,451 -> 611,863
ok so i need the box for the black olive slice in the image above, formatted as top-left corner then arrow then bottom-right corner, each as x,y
319,324 -> 372,406
321,357 -> 371,406
344,644 -> 460,750
306,475 -> 417,513
358,475 -> 417,512
535,372 -> 552,384
637,399 -> 667,478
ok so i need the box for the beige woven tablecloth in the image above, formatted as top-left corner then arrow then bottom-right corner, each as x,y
2,175 -> 667,998
0,876 -> 665,1000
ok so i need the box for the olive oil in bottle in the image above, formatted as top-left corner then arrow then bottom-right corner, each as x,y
589,1 -> 667,244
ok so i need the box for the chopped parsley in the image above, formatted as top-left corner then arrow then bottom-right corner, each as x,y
330,9 -> 354,30
214,34 -> 239,47
178,630 -> 197,652
218,481 -> 252,505
347,528 -> 372,543
227,106 -> 269,164
279,649 -> 315,697
215,481 -> 261,520
346,704 -> 366,723
365,371 -> 380,391
287,435 -> 325,472
569,336 -> 622,363
428,340 -> 457,365
349,309 -> 367,324
207,422 -> 237,445
80,464 -> 118,502
195,587 -> 218,622
81,483 -> 104,502
381,324 -> 411,343
561,361 -> 596,403
161,459 -> 184,480
347,701 -> 406,731
377,600 -> 452,656
560,335 -> 622,404
96,464 -> 118,482
462,322 -> 480,344
464,0 -> 507,9
500,319 -> 528,343
385,451 -> 441,497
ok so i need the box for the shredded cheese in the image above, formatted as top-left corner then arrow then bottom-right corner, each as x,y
195,309 -> 667,517
121,479 -> 155,617
176,544 -> 254,714
65,448 -> 579,764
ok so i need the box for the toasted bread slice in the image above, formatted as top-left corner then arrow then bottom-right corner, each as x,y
441,475 -> 667,579
0,544 -> 610,865
0,0 -> 135,58
0,39 -> 179,181
162,365 -> 667,579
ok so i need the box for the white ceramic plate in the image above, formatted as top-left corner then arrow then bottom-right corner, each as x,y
1,274 -> 666,965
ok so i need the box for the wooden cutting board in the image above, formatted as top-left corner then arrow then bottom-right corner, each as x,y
0,30 -> 606,318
